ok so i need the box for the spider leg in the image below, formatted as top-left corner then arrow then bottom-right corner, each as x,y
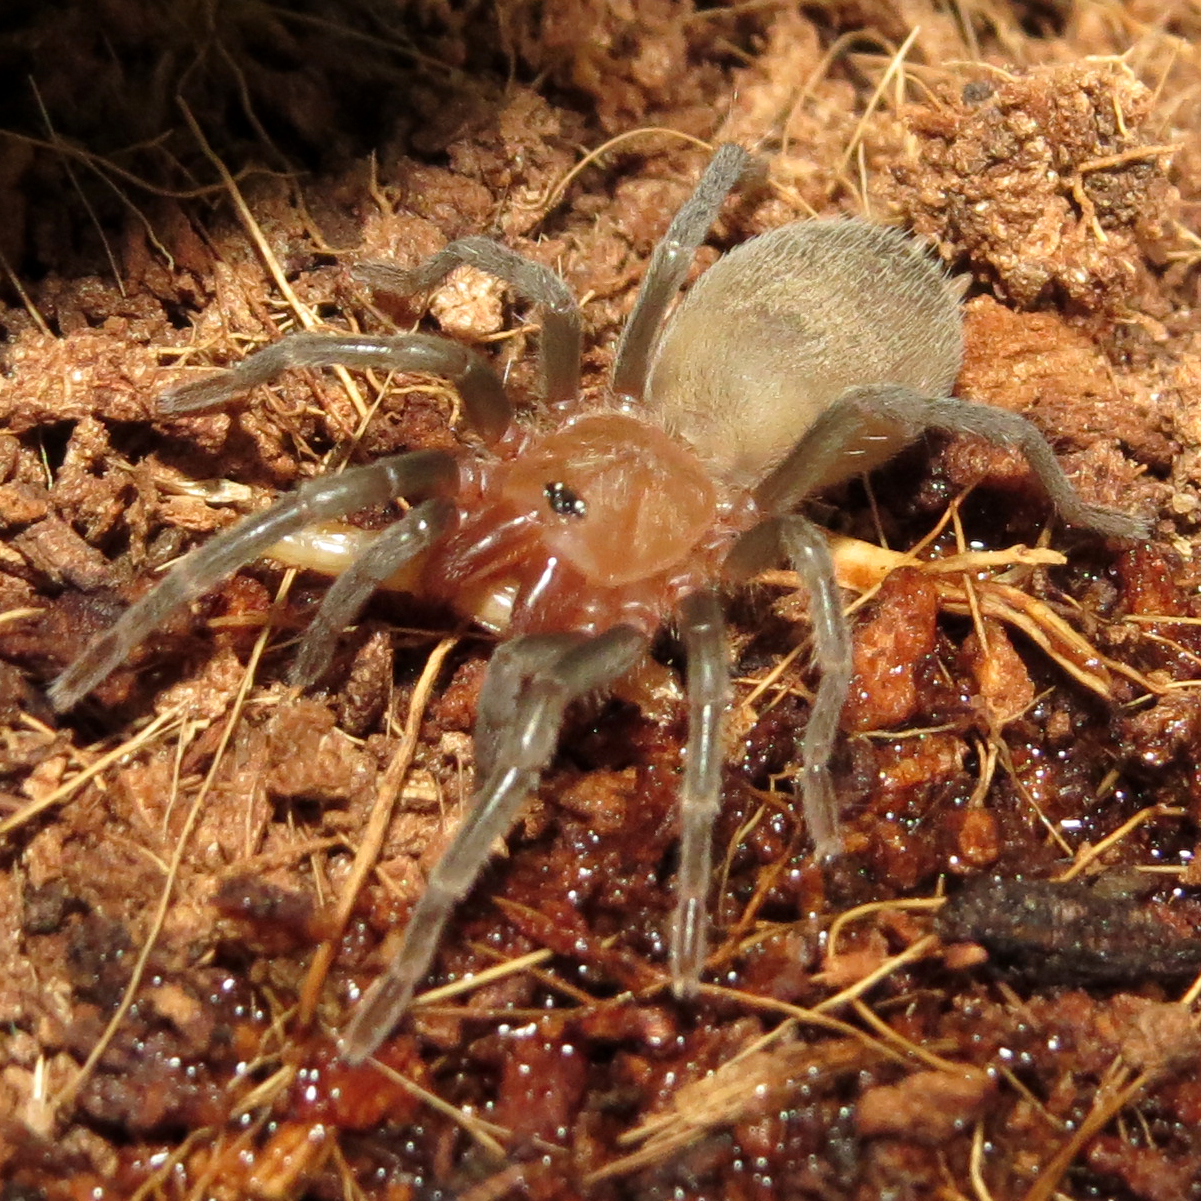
355,237 -> 583,408
474,632 -> 584,779
724,516 -> 852,858
339,624 -> 647,1064
754,383 -> 1148,540
161,332 -> 511,444
288,497 -> 457,688
612,143 -> 751,402
778,515 -> 853,859
920,394 -> 1150,539
670,589 -> 729,997
48,450 -> 457,711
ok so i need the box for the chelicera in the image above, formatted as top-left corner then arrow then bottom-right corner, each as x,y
49,145 -> 1146,1063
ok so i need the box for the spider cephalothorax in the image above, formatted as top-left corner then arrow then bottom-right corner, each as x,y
49,144 -> 1145,1064
412,411 -> 748,638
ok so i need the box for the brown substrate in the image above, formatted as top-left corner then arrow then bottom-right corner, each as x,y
3,3 -> 1201,1199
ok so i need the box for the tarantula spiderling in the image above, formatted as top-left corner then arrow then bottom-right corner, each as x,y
49,144 -> 1147,1064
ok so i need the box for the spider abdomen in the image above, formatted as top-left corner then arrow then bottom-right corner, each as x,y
646,219 -> 964,488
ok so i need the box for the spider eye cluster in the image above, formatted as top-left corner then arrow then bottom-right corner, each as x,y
544,481 -> 588,519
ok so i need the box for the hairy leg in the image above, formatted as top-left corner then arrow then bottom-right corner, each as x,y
289,497 -> 456,688
755,383 -> 1148,540
612,143 -> 751,402
724,516 -> 852,858
670,588 -> 729,997
778,515 -> 853,859
49,450 -> 457,711
355,237 -> 583,408
920,394 -> 1149,539
473,632 -> 584,779
339,624 -> 648,1064
162,332 -> 512,444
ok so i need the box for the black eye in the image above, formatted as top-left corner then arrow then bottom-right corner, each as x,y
544,481 -> 587,518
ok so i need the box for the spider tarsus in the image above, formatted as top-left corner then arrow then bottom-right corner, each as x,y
670,970 -> 702,1002
159,372 -> 238,414
800,763 -> 843,861
350,260 -> 414,295
1076,505 -> 1150,542
48,628 -> 124,713
669,895 -> 706,999
339,974 -> 417,1067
